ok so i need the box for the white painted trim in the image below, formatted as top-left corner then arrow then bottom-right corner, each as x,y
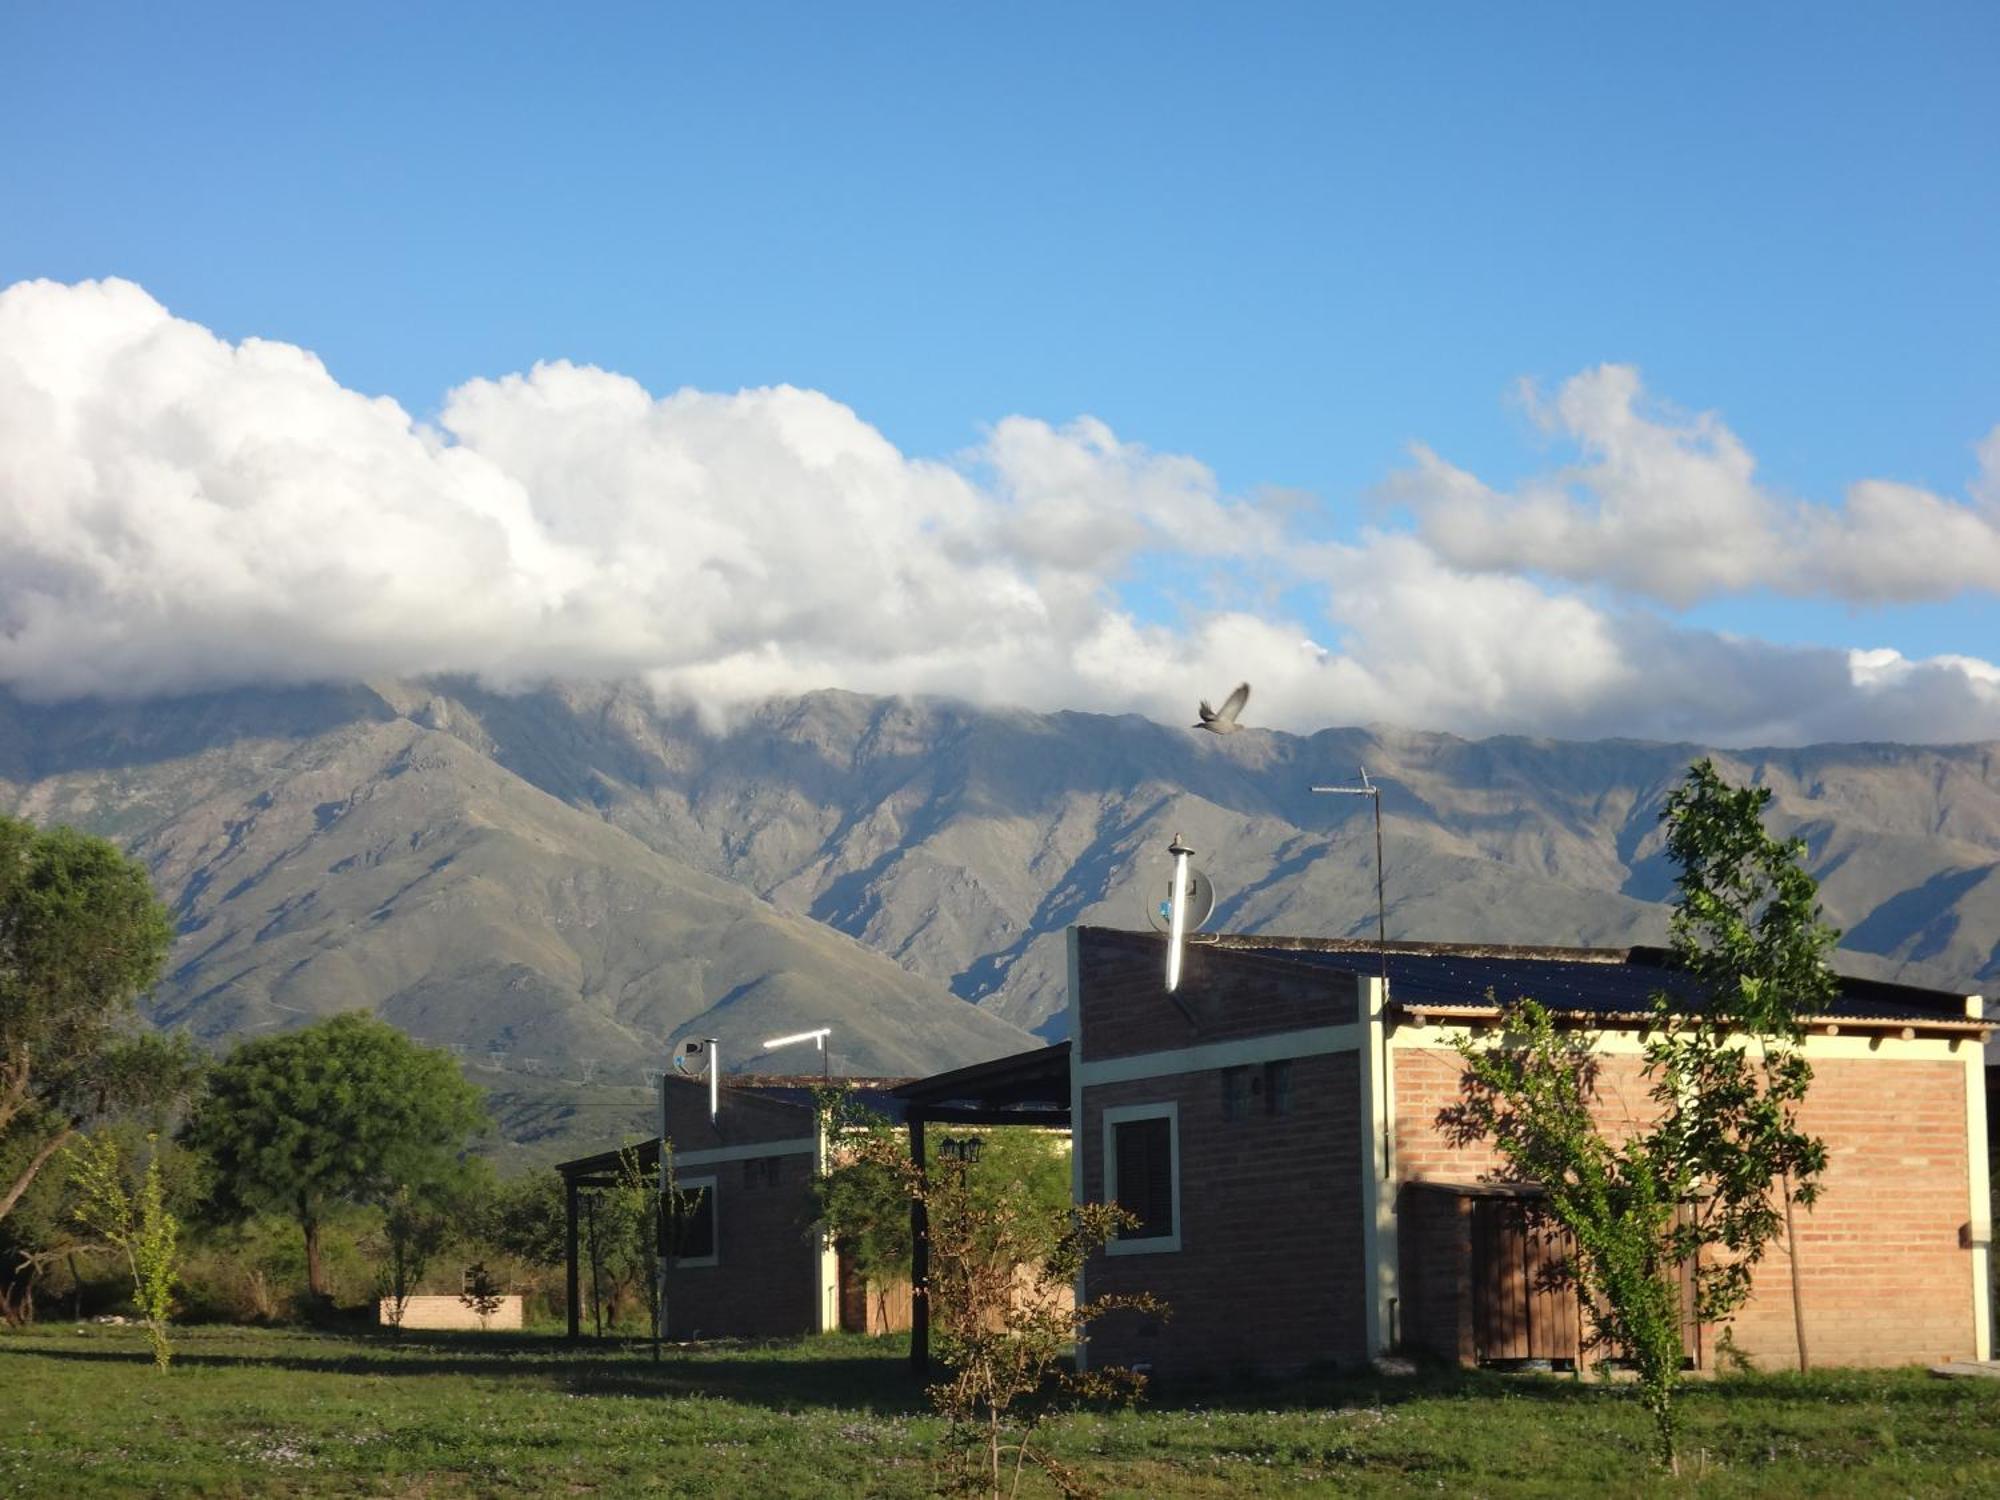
1102,1102 -> 1181,1256
1389,1022 -> 1970,1064
1360,976 -> 1397,1355
1068,926 -> 1089,1372
1077,1024 -> 1363,1088
671,1135 -> 818,1168
1964,995 -> 1992,1360
674,1175 -> 719,1269
815,1119 -> 840,1335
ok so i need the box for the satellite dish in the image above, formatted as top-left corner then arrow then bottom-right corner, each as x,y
672,1038 -> 711,1076
1146,865 -> 1216,934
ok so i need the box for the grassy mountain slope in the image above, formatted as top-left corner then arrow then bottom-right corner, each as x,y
0,686 -> 1036,1077
403,683 -> 1996,1034
3,681 -> 1991,1060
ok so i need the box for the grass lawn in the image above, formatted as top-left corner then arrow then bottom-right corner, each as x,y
4,1324 -> 1998,1497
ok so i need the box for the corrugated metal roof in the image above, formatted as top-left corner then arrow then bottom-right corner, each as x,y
1217,940 -> 1981,1028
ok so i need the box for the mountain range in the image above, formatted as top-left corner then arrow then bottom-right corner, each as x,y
3,679 -> 1994,1130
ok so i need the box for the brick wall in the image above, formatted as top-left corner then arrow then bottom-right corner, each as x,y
379,1295 -> 525,1331
1396,1186 -> 1474,1365
1079,1052 -> 1368,1381
664,1147 -> 821,1339
1075,927 -> 1360,1064
1393,1043 -> 1659,1186
1392,1042 -> 1981,1368
661,1075 -> 817,1155
1724,1058 -> 1973,1368
660,1076 -> 822,1340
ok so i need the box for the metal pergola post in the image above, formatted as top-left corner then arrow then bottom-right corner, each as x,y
564,1174 -> 581,1340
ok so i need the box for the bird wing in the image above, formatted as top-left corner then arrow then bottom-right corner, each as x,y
1197,699 -> 1217,722
1217,682 -> 1250,723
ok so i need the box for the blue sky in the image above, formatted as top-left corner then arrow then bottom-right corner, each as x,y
2,3 -> 1997,742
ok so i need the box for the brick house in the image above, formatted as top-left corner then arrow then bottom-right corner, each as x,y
1069,925 -> 1993,1381
556,1075 -> 913,1340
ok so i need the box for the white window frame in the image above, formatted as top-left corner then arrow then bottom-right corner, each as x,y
673,1174 -> 719,1269
1101,1102 -> 1180,1256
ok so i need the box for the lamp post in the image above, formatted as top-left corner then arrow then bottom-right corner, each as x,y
762,1026 -> 834,1079
937,1136 -> 984,1167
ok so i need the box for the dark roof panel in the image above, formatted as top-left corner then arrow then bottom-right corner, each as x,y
1219,940 -> 1978,1026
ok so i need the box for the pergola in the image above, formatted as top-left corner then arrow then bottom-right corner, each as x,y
552,1139 -> 662,1340
888,1041 -> 1072,1374
550,1053 -> 1073,1354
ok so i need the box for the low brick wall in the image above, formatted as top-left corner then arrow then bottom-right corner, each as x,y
378,1295 -> 524,1330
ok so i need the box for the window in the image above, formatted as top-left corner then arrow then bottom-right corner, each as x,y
1102,1103 -> 1179,1255
1221,1066 -> 1250,1121
1264,1059 -> 1293,1117
673,1176 -> 718,1267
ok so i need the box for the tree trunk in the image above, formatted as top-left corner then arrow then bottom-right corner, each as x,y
1782,1172 -> 1809,1371
0,1047 -> 32,1134
302,1212 -> 326,1300
0,1121 -> 77,1223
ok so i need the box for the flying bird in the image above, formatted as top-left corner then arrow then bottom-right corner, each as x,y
1194,682 -> 1251,735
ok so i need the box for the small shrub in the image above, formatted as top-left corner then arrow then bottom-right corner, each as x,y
459,1261 -> 505,1331
68,1133 -> 180,1370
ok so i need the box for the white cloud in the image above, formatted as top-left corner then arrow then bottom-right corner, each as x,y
2,277 -> 1997,748
1384,365 -> 2000,606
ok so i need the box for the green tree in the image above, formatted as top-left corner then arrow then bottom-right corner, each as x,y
1444,758 -> 1834,1470
0,1130 -> 90,1325
483,1169 -> 567,1268
374,1183 -> 449,1335
3,1121 -> 204,1326
68,1131 -> 181,1369
1656,757 -> 1835,1370
371,1160 -> 494,1333
844,1127 -> 1159,1499
1,815 -> 188,1224
613,1145 -> 663,1354
185,1013 -> 488,1301
814,1092 -> 1072,1320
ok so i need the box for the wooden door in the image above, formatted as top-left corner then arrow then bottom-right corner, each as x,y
1470,1197 -> 1581,1364
1468,1196 -> 1699,1368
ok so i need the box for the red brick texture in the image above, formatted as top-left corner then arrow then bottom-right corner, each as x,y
1393,1043 -> 1981,1368
1725,1058 -> 1974,1369
660,1075 -> 818,1157
1075,926 -> 1360,1064
1079,1053 -> 1368,1381
1396,1185 -> 1476,1365
660,1076 -> 822,1340
663,1147 -> 821,1339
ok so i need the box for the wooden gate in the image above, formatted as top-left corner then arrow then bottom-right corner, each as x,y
1470,1195 -> 1580,1364
1467,1193 -> 1701,1369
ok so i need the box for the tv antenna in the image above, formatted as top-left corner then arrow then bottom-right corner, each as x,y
1311,768 -> 1388,985
762,1026 -> 833,1079
673,1036 -> 720,1124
